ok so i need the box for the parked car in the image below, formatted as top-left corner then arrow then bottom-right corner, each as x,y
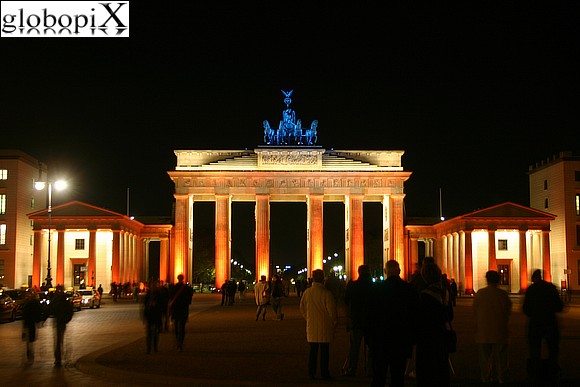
0,293 -> 17,322
3,288 -> 39,318
65,289 -> 83,312
78,288 -> 101,309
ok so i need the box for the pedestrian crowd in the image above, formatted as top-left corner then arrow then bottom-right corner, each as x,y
16,261 -> 564,386
301,258 -> 563,386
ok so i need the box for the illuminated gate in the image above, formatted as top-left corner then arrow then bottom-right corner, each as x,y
169,147 -> 410,287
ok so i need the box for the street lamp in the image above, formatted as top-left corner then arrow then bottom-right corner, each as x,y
35,180 -> 67,289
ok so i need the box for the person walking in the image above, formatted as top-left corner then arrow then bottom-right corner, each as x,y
368,260 -> 418,387
237,280 -> 246,301
22,289 -> 43,362
415,262 -> 452,386
254,275 -> 270,321
523,269 -> 564,382
473,270 -> 512,383
342,264 -> 374,377
169,274 -> 193,351
300,269 -> 338,380
271,274 -> 285,320
49,285 -> 73,367
143,279 -> 164,354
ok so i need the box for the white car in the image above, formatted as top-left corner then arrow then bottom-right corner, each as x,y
78,288 -> 101,309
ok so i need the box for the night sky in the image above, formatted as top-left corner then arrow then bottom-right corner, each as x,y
2,3 -> 578,271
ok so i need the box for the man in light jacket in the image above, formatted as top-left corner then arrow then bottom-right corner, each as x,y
254,275 -> 270,321
300,269 -> 338,380
473,270 -> 512,383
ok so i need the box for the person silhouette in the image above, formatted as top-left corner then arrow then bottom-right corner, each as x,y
523,269 -> 564,382
343,264 -> 374,377
473,270 -> 512,383
169,274 -> 193,351
368,260 -> 418,387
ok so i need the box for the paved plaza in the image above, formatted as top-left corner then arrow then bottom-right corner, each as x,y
1,291 -> 579,386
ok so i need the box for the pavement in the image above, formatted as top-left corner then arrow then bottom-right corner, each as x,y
1,292 -> 580,387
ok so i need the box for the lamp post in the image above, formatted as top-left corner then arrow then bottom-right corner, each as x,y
35,180 -> 67,289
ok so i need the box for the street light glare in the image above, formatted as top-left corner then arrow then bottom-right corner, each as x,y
54,180 -> 67,190
34,181 -> 46,190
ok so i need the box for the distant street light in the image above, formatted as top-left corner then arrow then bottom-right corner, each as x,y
35,179 -> 67,288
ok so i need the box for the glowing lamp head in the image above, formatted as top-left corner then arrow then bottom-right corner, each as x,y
34,181 -> 46,191
54,180 -> 67,190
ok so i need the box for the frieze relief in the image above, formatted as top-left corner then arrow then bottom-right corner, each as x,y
261,154 -> 318,165
179,177 -> 400,189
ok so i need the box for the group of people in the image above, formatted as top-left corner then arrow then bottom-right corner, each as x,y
315,259 -> 565,386
220,279 -> 246,306
300,260 -> 453,386
21,285 -> 74,366
253,274 -> 288,321
141,274 -> 194,353
473,268 -> 564,384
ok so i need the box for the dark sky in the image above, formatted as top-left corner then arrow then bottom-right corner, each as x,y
2,3 -> 579,270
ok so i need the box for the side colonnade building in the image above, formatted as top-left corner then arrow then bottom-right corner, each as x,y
28,202 -> 171,290
405,202 -> 556,294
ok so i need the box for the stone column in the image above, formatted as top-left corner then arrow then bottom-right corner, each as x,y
391,194 -> 405,278
464,230 -> 474,295
441,235 -> 448,274
542,230 -> 552,282
409,236 -> 419,278
519,229 -> 528,292
56,229 -> 65,286
88,229 -> 97,287
173,194 -> 190,282
488,228 -> 497,271
255,194 -> 270,281
382,195 -> 391,269
32,229 -> 43,288
112,230 -> 120,283
307,194 -> 324,273
215,193 -> 231,288
159,237 -> 169,284
348,194 -> 364,280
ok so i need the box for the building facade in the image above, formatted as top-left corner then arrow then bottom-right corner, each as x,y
529,151 -> 580,291
27,201 -> 172,291
0,150 -> 46,289
405,202 -> 555,294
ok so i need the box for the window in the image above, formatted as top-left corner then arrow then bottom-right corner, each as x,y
75,239 -> 85,250
576,194 -> 580,216
544,198 -> 549,209
0,194 -> 5,215
0,224 -> 6,245
544,180 -> 548,190
577,225 -> 580,247
0,169 -> 7,180
575,171 -> 580,181
498,239 -> 508,250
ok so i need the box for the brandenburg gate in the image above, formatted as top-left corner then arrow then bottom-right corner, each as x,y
168,91 -> 411,287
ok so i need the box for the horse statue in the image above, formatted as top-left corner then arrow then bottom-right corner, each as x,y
293,119 -> 303,144
263,120 -> 275,144
304,120 -> 318,145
